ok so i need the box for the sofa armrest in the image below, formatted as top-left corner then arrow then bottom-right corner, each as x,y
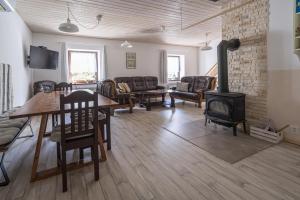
156,85 -> 165,90
195,89 -> 204,95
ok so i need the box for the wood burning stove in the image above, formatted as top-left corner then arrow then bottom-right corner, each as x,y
205,39 -> 246,136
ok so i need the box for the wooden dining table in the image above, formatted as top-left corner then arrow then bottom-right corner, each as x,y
9,90 -> 119,182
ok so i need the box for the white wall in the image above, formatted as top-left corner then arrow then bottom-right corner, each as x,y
0,12 -> 32,107
32,33 -> 199,83
268,0 -> 300,144
198,39 -> 221,75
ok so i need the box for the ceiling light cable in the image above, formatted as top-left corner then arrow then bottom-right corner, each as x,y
68,7 -> 102,30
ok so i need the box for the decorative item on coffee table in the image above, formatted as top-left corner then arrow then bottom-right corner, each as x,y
136,89 -> 168,111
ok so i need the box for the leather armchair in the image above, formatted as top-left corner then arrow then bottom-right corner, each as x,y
33,80 -> 56,95
97,80 -> 135,113
169,76 -> 216,108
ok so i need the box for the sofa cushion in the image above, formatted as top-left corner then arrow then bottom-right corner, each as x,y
181,76 -> 195,92
132,77 -> 147,91
114,77 -> 133,91
176,82 -> 189,92
145,76 -> 158,90
0,118 -> 28,129
192,76 -> 211,93
0,127 -> 20,146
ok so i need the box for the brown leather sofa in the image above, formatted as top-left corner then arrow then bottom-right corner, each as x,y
169,76 -> 216,108
97,80 -> 136,113
114,76 -> 165,92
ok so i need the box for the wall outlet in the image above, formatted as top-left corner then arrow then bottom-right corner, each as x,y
289,125 -> 300,135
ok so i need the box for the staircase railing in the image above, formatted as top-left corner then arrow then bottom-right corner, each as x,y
205,63 -> 218,77
205,63 -> 218,90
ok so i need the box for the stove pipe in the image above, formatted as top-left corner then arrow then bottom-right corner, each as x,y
217,39 -> 240,93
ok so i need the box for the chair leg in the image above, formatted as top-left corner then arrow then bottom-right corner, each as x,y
92,145 -> 99,181
61,148 -> 67,192
17,121 -> 35,139
129,98 -> 133,113
243,121 -> 247,134
52,114 -> 55,128
99,121 -> 105,142
28,122 -> 34,137
0,153 -> 9,186
105,108 -> 111,150
170,97 -> 175,107
56,143 -> 61,167
79,148 -> 84,163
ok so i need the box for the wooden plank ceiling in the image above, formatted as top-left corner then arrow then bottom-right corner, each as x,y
16,0 -> 230,46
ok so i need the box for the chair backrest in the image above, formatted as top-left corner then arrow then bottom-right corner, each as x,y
55,82 -> 72,92
144,76 -> 158,90
60,90 -> 98,143
96,80 -> 117,99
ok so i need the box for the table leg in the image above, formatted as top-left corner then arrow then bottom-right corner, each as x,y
162,93 -> 165,104
146,96 -> 151,111
98,125 -> 107,161
105,108 -> 111,150
31,114 -> 48,182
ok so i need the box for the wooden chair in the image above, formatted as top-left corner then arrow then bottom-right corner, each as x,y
50,90 -> 100,192
52,82 -> 73,127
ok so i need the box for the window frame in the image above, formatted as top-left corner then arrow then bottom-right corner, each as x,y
68,50 -> 99,84
167,55 -> 181,82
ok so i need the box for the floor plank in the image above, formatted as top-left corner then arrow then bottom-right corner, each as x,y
1,103 -> 300,200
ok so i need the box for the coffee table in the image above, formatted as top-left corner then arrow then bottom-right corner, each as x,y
134,89 -> 168,111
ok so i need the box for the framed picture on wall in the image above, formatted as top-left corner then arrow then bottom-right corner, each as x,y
126,52 -> 136,69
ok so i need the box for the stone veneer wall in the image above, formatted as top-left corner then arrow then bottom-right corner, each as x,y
222,0 -> 269,126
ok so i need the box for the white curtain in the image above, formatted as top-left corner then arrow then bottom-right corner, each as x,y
160,50 -> 168,84
99,45 -> 107,81
61,43 -> 69,82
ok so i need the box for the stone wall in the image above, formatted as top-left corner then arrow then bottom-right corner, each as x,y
222,0 -> 269,126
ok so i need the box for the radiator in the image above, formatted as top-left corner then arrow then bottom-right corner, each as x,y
0,64 -> 13,114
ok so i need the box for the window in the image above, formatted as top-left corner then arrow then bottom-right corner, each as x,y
167,55 -> 181,81
68,50 -> 99,84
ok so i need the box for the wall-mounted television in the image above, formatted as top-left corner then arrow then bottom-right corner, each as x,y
28,46 -> 58,70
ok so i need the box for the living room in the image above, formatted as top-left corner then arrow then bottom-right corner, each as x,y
1,0 -> 300,199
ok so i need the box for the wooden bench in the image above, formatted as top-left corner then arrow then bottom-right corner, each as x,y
0,115 -> 33,186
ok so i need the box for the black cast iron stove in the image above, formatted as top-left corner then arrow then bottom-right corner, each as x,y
205,39 -> 246,136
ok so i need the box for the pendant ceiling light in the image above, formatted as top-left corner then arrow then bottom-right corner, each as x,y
200,32 -> 213,51
121,40 -> 133,48
59,7 -> 79,33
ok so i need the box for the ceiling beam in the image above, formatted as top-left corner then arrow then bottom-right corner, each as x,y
182,0 -> 255,31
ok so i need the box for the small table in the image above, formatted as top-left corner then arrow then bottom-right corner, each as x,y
9,91 -> 119,182
135,89 -> 168,111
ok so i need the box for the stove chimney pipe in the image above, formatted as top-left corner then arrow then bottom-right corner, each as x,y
217,39 -> 240,93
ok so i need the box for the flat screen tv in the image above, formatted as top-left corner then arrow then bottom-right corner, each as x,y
29,46 -> 58,70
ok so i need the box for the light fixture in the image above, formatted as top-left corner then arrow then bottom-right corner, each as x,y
201,45 -> 213,51
201,32 -> 213,51
59,7 -> 79,33
121,40 -> 133,48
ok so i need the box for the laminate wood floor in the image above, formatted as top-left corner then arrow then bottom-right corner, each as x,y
1,103 -> 300,200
